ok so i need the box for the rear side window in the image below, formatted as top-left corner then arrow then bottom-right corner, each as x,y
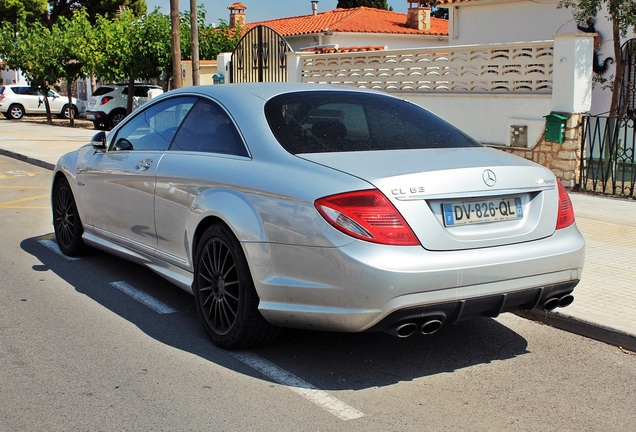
170,98 -> 248,157
265,91 -> 481,154
0,86 -> 5,95
93,87 -> 115,96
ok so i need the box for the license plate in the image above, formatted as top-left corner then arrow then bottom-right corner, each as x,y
443,197 -> 523,226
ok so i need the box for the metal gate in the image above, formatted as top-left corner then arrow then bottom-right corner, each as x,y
230,25 -> 292,83
579,39 -> 636,199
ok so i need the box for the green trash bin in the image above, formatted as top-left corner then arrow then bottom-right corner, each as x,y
544,113 -> 568,144
213,73 -> 225,85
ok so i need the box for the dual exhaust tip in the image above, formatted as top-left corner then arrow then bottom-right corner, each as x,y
543,294 -> 575,311
394,318 -> 444,338
390,293 -> 574,338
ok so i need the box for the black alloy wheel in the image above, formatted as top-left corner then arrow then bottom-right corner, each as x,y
193,224 -> 279,349
52,177 -> 88,256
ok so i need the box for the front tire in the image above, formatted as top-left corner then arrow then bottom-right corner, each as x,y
193,224 -> 279,349
52,177 -> 88,256
8,104 -> 24,119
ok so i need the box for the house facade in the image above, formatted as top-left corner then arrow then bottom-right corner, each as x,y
238,3 -> 449,51
437,0 -> 635,117
0,62 -> 28,86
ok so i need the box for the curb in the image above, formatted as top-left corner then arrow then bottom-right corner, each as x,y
0,149 -> 55,171
516,310 -> 636,352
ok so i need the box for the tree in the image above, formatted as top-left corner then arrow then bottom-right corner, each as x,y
46,0 -> 147,26
0,0 -> 47,24
53,9 -> 98,126
93,10 -> 171,112
559,0 -> 636,116
337,0 -> 391,10
0,19 -> 61,123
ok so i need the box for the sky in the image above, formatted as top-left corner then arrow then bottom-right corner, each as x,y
145,1 -> 410,25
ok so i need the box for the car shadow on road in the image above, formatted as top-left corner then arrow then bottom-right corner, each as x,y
23,234 -> 530,391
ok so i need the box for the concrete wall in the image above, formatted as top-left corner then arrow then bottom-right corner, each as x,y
444,0 -> 634,119
288,34 -> 594,147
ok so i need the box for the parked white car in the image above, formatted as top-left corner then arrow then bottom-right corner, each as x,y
0,84 -> 82,120
86,83 -> 163,130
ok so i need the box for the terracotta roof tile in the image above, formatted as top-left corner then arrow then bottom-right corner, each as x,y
246,7 -> 448,37
299,45 -> 388,53
228,2 -> 247,10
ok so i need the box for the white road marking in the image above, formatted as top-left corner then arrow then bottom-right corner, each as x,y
110,281 -> 177,314
232,352 -> 365,421
39,239 -> 81,261
38,239 -> 360,419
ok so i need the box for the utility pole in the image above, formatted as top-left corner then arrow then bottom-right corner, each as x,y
190,0 -> 200,86
170,0 -> 182,89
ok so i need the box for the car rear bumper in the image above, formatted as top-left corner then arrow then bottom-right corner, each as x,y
245,224 -> 585,333
86,111 -> 107,121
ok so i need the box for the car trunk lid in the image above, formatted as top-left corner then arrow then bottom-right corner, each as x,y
299,148 -> 560,251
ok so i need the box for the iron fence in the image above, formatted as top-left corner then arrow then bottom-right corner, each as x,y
579,116 -> 636,199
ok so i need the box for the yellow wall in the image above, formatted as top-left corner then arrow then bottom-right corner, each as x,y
180,60 -> 218,87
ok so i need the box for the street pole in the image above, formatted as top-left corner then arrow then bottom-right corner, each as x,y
170,0 -> 182,89
191,0 -> 200,86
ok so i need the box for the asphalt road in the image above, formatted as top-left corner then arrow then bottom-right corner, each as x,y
1,156 -> 635,431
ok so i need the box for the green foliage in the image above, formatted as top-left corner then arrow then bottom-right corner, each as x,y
559,0 -> 636,37
0,20 -> 59,86
199,20 -> 243,61
179,7 -> 243,61
48,0 -> 148,25
132,10 -> 172,80
0,19 -> 61,122
92,10 -> 171,82
337,0 -> 391,10
0,0 -> 47,24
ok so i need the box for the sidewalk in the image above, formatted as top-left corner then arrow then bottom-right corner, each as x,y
1,119 -> 635,351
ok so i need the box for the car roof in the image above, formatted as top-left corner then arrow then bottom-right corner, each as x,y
166,82 -> 381,103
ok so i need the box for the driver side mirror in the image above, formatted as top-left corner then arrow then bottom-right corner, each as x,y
90,131 -> 107,150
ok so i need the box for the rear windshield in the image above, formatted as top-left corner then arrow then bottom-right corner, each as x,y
264,91 -> 481,154
0,86 -> 5,95
93,87 -> 115,96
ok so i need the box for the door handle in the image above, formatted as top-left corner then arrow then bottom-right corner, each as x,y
136,159 -> 153,171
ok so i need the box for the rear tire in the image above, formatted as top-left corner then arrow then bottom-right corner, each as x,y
52,177 -> 88,256
193,224 -> 279,349
59,105 -> 78,119
108,110 -> 126,129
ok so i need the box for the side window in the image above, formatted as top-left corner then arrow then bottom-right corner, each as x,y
111,96 -> 196,152
16,87 -> 32,95
134,86 -> 150,97
170,98 -> 248,156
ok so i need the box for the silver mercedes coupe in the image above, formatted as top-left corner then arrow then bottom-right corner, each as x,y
52,83 -> 585,348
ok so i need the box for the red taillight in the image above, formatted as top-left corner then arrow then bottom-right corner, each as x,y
556,180 -> 575,229
315,190 -> 419,246
100,96 -> 114,105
